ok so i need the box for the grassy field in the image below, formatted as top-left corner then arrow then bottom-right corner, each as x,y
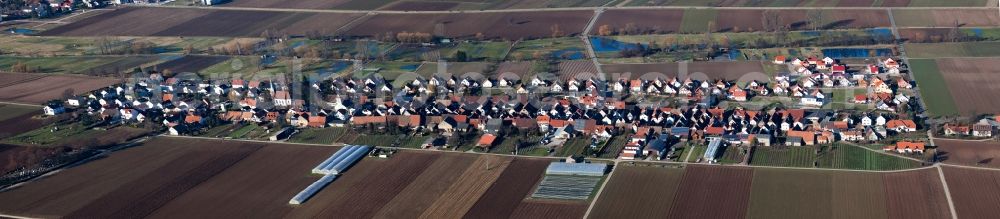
685,145 -> 707,162
816,144 -> 922,171
597,135 -> 628,158
750,146 -> 816,168
679,8 -> 718,33
4,123 -> 101,146
491,133 -> 545,155
509,37 -> 586,61
554,137 -> 592,157
355,61 -> 423,80
905,41 -> 1000,58
288,127 -> 349,144
0,56 -> 144,74
908,59 -> 959,116
439,41 -> 512,61
0,104 -> 39,122
351,134 -> 402,147
907,0 -> 989,6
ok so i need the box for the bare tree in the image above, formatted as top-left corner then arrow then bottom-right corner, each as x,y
807,9 -> 825,31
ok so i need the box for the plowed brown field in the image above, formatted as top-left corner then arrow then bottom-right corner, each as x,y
667,165 -> 753,218
941,166 -> 1000,219
883,168 -> 951,219
588,165 -> 685,218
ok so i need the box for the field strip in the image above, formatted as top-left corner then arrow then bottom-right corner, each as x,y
842,142 -> 924,162
940,163 -> 1000,171
583,160 -> 618,218
137,5 -> 995,14
0,213 -> 41,219
935,165 -> 959,219
163,135 -> 948,173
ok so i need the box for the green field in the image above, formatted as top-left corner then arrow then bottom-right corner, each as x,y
0,56 -> 148,74
491,133 -> 545,155
718,145 -> 746,164
597,135 -> 628,158
509,37 -> 586,61
399,135 -> 429,148
351,134 -> 401,146
679,8 -> 718,33
554,137 -> 593,157
908,59 -> 959,116
905,41 -> 1000,58
5,123 -> 101,146
0,104 -> 39,122
439,41 -> 512,61
288,127 -> 349,144
684,145 -> 707,162
750,146 -> 816,167
816,144 -> 922,171
907,0 -> 989,6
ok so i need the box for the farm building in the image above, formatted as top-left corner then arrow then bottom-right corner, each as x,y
291,145 -> 371,205
704,137 -> 724,162
545,162 -> 607,177
532,161 -> 607,200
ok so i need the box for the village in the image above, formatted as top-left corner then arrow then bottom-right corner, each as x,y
34,54 -> 996,164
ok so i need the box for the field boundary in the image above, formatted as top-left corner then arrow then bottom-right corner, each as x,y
163,134 -> 962,173
935,165 -> 959,219
137,5 -> 997,15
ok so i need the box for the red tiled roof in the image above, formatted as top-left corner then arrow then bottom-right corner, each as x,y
478,134 -> 497,148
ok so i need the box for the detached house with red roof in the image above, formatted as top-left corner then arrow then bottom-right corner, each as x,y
884,141 -> 925,153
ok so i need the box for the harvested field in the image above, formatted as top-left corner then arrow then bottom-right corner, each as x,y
933,58 -> 1000,115
508,199 -> 588,219
893,9 -> 1000,28
0,73 -> 45,88
342,10 -> 593,40
152,55 -> 230,74
40,7 -> 213,36
372,153 -> 479,218
600,61 -> 768,81
748,169 -> 832,219
667,165 -> 753,219
558,60 -> 600,81
63,142 -> 261,218
588,165 -> 685,218
882,168 -> 952,219
302,151 -> 437,218
85,56 -> 160,76
381,1 -> 459,11
0,144 -> 62,175
420,155 -> 514,218
0,112 -> 47,140
0,137 -> 265,218
935,139 -> 1000,168
595,8 -> 889,34
905,41 -> 1000,58
42,7 -> 365,37
590,9 -> 683,35
941,166 -> 1000,219
495,61 -> 534,79
0,74 -> 119,104
226,0 -> 350,9
831,171 -> 890,219
463,158 -> 552,219
747,168 -> 890,219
